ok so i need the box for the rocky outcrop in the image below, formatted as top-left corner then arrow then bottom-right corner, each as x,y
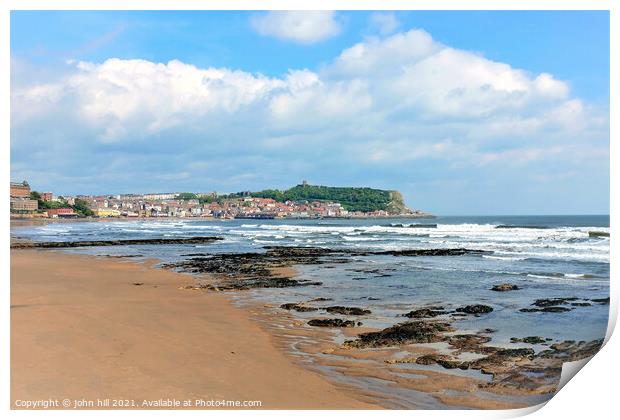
386,190 -> 410,215
591,297 -> 610,305
455,304 -> 493,315
448,334 -> 492,352
532,297 -> 579,307
510,336 -> 549,345
520,307 -> 572,313
11,236 -> 223,248
323,306 -> 371,316
518,297 -> 598,313
537,339 -> 603,361
588,231 -> 610,238
280,303 -> 318,312
491,284 -> 520,292
206,277 -> 322,291
373,248 -> 488,257
162,246 -> 494,291
402,307 -> 448,319
344,321 -> 454,348
308,319 -> 355,328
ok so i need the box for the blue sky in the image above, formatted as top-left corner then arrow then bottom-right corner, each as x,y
10,11 -> 609,214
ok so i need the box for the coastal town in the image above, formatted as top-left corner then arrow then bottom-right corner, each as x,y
10,180 -> 430,220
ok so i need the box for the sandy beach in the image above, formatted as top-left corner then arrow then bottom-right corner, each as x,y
10,249 -> 376,409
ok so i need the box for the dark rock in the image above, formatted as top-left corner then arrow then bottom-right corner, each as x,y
448,334 -> 492,351
591,297 -> 610,305
491,284 -> 520,292
390,223 -> 438,228
511,336 -> 546,345
308,319 -> 355,328
437,359 -> 470,370
537,339 -> 603,361
413,354 -> 470,370
402,307 -> 448,319
570,302 -> 592,307
132,282 -> 144,286
105,254 -> 144,258
280,303 -> 318,312
372,248 -> 488,257
206,277 -> 322,291
470,348 -> 535,375
588,231 -> 609,238
344,321 -> 454,348
469,340 -> 603,393
520,306 -> 572,313
415,354 -> 447,365
11,236 -> 223,249
163,247 -> 341,279
323,306 -> 371,316
532,297 -> 579,307
455,304 -> 493,315
495,348 -> 536,358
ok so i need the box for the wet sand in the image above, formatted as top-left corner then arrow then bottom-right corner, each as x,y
10,250 -> 376,409
236,296 -> 544,410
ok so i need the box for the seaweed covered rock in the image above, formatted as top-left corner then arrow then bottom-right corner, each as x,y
590,297 -> 610,305
448,334 -> 492,351
537,339 -> 603,361
12,236 -> 223,249
532,297 -> 579,307
280,303 -> 318,312
206,277 -> 322,291
491,284 -> 520,292
324,306 -> 371,316
510,336 -> 547,345
402,307 -> 448,319
308,319 -> 355,328
344,321 -> 454,348
455,304 -> 493,315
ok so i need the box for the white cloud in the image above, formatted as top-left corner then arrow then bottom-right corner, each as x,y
251,11 -> 341,44
11,27 -> 608,208
329,30 -> 574,120
330,29 -> 438,77
369,12 -> 401,35
12,29 -> 597,144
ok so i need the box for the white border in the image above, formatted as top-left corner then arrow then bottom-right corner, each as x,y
2,2 -> 616,420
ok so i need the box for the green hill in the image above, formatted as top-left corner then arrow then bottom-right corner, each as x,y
246,184 -> 411,213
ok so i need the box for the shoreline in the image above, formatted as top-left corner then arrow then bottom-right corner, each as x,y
10,231 -> 608,410
11,249 -> 508,410
10,249 -> 377,409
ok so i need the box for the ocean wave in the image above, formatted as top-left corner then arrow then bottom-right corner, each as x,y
564,273 -> 597,279
495,224 -> 551,229
526,272 -> 602,281
482,255 -> 527,261
342,236 -> 383,241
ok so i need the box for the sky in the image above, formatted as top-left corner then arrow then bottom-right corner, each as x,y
10,10 -> 610,215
